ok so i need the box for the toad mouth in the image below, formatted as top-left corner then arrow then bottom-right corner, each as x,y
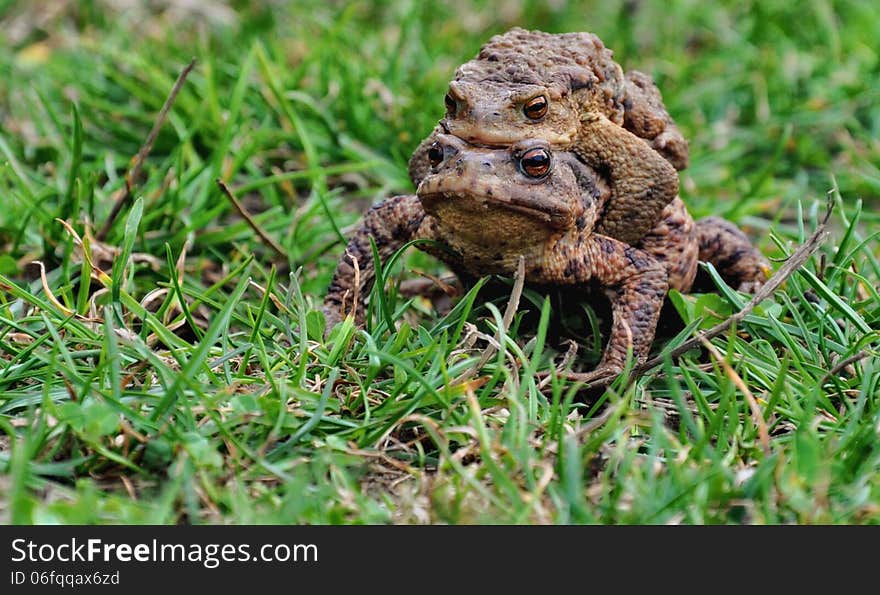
417,187 -> 571,228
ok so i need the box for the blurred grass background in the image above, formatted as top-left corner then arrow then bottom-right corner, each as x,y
0,0 -> 878,524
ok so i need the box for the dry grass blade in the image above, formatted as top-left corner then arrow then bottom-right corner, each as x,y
350,251 -> 361,320
217,178 -> 289,261
120,475 -> 138,500
56,218 -> 112,286
700,337 -> 771,455
97,58 -> 197,241
452,255 -> 525,385
248,280 -> 290,313
35,259 -> 73,316
34,260 -> 102,322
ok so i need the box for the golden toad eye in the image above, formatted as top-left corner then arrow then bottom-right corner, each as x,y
428,142 -> 444,167
444,93 -> 457,116
519,147 -> 551,178
523,95 -> 548,120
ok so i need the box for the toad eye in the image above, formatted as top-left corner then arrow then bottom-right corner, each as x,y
519,147 -> 551,178
444,93 -> 457,116
428,142 -> 444,167
523,95 -> 548,120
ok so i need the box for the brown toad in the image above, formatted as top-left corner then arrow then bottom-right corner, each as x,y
409,27 -> 688,246
324,135 -> 769,382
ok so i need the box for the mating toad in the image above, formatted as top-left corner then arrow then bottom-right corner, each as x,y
409,28 -> 689,246
324,135 -> 768,382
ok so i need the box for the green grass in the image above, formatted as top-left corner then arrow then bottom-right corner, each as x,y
0,0 -> 879,524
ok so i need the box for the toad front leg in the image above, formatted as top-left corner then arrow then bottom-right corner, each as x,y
542,233 -> 669,383
576,114 -> 679,245
323,194 -> 425,328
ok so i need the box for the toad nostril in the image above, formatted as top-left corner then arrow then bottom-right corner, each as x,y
481,161 -> 491,169
491,112 -> 500,117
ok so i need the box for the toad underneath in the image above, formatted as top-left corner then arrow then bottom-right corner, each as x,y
323,134 -> 768,383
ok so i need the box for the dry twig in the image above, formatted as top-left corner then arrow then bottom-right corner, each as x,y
97,58 -> 197,241
819,350 -> 870,386
570,196 -> 836,392
216,179 -> 289,261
